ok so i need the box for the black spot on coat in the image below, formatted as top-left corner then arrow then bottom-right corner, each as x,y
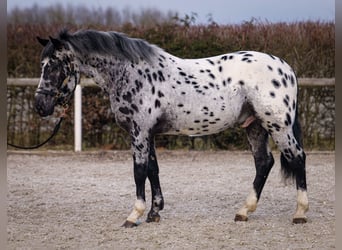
131,104 -> 139,113
152,72 -> 158,81
123,92 -> 132,103
157,70 -> 165,82
278,68 -> 283,75
155,99 -> 161,108
282,78 -> 287,87
271,79 -> 281,88
208,73 -> 215,79
119,107 -> 130,115
207,59 -> 215,65
286,113 -> 292,125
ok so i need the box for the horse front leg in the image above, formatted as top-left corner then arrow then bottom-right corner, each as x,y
146,139 -> 164,223
122,134 -> 150,228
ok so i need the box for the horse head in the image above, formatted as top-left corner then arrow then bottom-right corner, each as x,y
35,35 -> 80,117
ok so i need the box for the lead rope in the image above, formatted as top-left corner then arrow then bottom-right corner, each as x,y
7,105 -> 68,150
8,71 -> 79,150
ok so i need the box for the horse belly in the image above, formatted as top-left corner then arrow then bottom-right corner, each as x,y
166,94 -> 242,136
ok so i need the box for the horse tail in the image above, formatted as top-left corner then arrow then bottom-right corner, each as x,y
280,105 -> 306,182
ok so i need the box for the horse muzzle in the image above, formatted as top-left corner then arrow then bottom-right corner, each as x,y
34,93 -> 56,117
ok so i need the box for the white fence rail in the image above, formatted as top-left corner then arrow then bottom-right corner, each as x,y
7,78 -> 335,152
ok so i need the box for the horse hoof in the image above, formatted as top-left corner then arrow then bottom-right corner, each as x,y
146,213 -> 161,223
234,214 -> 248,222
122,220 -> 138,228
292,217 -> 307,224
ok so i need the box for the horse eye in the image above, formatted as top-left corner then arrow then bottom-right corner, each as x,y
62,77 -> 69,85
48,63 -> 60,72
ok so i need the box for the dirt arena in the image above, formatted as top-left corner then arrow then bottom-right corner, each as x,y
7,150 -> 335,249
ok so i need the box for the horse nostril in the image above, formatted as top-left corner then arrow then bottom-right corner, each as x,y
34,96 -> 55,117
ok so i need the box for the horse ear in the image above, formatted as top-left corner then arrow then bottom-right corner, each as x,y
49,36 -> 63,50
37,37 -> 49,47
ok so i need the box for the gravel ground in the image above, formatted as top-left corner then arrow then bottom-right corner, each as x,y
7,150 -> 335,249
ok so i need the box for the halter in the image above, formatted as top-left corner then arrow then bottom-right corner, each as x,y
36,71 -> 79,108
35,88 -> 57,97
57,74 -> 78,107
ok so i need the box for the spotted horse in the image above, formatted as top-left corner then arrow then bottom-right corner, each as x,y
35,29 -> 308,227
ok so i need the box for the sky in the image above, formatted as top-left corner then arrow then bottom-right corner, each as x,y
7,0 -> 335,24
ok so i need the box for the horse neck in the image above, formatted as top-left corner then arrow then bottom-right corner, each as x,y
77,53 -> 131,92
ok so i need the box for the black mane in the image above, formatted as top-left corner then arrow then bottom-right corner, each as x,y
58,29 -> 159,63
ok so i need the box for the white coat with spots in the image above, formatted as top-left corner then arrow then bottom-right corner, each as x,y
35,30 -> 308,228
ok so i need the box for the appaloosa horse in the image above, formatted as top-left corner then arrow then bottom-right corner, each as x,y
35,29 -> 308,227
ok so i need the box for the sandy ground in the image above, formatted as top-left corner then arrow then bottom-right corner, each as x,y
7,150 -> 335,249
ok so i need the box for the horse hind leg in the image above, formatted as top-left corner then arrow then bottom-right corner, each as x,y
281,151 -> 308,224
269,112 -> 308,223
235,120 -> 274,222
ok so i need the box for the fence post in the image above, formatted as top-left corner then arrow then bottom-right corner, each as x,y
74,84 -> 82,152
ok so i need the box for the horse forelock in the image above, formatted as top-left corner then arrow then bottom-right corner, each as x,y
58,29 -> 159,63
40,42 -> 55,61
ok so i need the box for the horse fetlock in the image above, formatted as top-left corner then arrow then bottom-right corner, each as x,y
297,190 -> 309,211
235,189 -> 258,221
126,199 -> 146,225
153,195 -> 164,210
235,203 -> 255,222
246,200 -> 257,212
245,189 -> 258,212
146,210 -> 161,223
